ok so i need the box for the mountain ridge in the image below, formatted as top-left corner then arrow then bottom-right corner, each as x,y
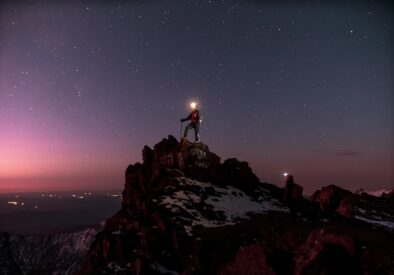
1,136 -> 393,274
79,136 -> 394,274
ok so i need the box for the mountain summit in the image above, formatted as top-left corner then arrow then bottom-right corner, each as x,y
79,136 -> 394,275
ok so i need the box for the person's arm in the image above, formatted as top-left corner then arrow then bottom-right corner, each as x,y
181,112 -> 192,122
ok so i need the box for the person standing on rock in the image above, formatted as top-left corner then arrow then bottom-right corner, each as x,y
181,102 -> 201,143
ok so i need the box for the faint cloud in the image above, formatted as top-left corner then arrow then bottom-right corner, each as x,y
334,149 -> 360,157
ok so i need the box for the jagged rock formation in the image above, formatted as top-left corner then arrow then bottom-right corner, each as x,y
0,223 -> 103,275
79,136 -> 394,275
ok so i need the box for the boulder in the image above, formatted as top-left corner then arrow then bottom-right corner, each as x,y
294,229 -> 359,275
310,185 -> 353,217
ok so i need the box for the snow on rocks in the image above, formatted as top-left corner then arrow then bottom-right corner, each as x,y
150,262 -> 180,275
159,177 -> 288,235
8,223 -> 104,274
355,215 -> 394,231
107,261 -> 126,272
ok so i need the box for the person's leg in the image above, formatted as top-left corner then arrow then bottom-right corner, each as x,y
184,124 -> 192,138
194,123 -> 200,142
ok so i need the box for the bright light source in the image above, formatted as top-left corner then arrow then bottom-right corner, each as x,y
7,201 -> 18,206
283,172 -> 288,177
190,102 -> 197,109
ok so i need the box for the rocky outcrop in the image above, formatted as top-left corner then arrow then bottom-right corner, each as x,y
80,136 -> 394,274
311,185 -> 354,217
213,158 -> 260,195
294,229 -> 359,275
122,136 -> 221,206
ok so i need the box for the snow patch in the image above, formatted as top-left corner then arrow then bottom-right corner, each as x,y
150,262 -> 180,275
159,177 -> 288,235
107,261 -> 126,272
355,215 -> 394,231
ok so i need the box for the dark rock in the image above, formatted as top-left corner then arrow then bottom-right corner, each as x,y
382,189 -> 394,199
145,135 -> 221,181
310,185 -> 354,217
0,233 -> 22,275
217,244 -> 275,275
142,146 -> 153,166
214,158 -> 260,196
164,169 -> 185,178
336,198 -> 354,218
293,184 -> 303,200
294,229 -> 359,275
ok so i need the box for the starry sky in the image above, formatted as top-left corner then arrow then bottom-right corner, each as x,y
0,0 -> 392,194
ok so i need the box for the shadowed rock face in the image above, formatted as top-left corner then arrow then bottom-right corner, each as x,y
294,229 -> 359,275
0,233 -> 22,275
0,224 -> 103,275
217,244 -> 275,275
310,185 -> 354,217
77,136 -> 394,275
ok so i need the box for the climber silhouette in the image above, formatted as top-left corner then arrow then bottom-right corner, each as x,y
181,102 -> 201,142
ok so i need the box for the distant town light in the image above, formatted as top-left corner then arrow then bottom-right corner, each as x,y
283,172 -> 288,177
8,201 -> 18,206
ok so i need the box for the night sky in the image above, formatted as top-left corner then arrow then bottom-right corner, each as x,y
0,1 -> 392,194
